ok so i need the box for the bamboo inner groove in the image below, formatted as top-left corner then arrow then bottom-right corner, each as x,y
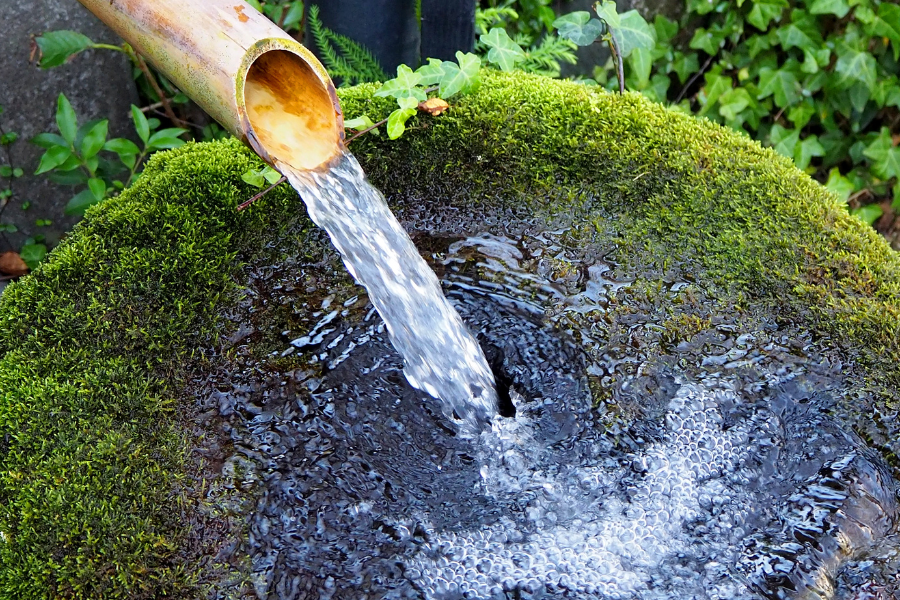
244,50 -> 341,170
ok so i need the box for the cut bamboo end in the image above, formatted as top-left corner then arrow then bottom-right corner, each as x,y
242,45 -> 345,172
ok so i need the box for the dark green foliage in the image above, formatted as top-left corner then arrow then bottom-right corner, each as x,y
0,138 -> 303,599
595,0 -> 900,219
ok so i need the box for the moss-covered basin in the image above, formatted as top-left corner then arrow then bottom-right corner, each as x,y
0,70 -> 898,598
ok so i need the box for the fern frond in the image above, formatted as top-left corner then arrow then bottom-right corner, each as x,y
307,4 -> 387,86
521,36 -> 577,78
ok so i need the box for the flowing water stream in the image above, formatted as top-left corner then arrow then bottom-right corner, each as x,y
278,153 -> 497,433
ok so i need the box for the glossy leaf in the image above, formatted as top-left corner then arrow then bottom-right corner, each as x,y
834,47 -> 878,91
79,120 -> 108,159
131,105 -> 150,145
146,128 -> 188,150
34,145 -> 73,175
104,138 -> 140,169
36,31 -> 94,69
30,132 -> 68,149
56,94 -> 77,145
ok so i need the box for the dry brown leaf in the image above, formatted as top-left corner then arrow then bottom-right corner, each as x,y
0,251 -> 28,277
418,98 -> 450,116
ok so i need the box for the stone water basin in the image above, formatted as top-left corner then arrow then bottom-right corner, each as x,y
195,227 -> 900,599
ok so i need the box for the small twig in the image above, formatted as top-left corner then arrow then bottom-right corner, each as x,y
133,100 -> 165,115
134,54 -> 185,128
346,117 -> 390,145
237,176 -> 287,212
674,53 -> 715,105
772,106 -> 786,123
607,36 -> 625,95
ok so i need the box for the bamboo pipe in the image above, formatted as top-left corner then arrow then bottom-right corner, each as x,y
77,0 -> 344,171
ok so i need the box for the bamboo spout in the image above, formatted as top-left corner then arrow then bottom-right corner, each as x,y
77,0 -> 344,171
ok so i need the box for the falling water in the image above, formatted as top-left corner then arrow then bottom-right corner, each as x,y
279,152 -> 497,432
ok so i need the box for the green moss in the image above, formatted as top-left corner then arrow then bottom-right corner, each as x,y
0,139 -> 303,599
1,70 -> 898,598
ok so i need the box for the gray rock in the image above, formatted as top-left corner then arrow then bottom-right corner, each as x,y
0,0 -> 139,251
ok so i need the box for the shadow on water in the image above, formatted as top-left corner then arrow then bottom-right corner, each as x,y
194,229 -> 900,600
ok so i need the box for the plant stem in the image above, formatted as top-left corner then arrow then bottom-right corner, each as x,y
237,176 -> 287,212
674,53 -> 715,104
607,36 -> 625,95
346,116 -> 390,144
132,53 -> 185,128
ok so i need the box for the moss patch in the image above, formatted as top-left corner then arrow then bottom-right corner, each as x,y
0,70 -> 898,598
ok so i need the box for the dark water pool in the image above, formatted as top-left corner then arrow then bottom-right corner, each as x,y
195,231 -> 900,600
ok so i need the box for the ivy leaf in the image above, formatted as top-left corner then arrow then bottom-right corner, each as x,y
612,10 -> 657,58
416,59 -> 445,86
553,11 -> 604,46
344,115 -> 377,131
480,28 -> 526,71
35,31 -> 94,69
787,102 -> 816,129
718,88 -> 751,121
833,47 -> 878,91
758,67 -> 801,108
397,96 -> 419,110
808,0 -> 850,18
824,167 -> 854,202
851,204 -> 883,225
56,94 -> 77,146
438,52 -> 481,99
593,1 -> 621,29
671,52 -> 699,84
386,108 -> 417,140
747,0 -> 788,31
375,64 -> 426,101
794,135 -> 825,169
775,15 -> 822,51
241,169 -> 265,188
699,71 -> 733,116
654,14 -> 679,44
770,124 -> 800,158
79,120 -> 108,160
690,27 -> 727,55
863,128 -> 900,180
628,47 -> 653,88
857,4 -> 900,60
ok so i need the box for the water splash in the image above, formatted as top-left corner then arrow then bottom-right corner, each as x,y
280,152 -> 497,432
